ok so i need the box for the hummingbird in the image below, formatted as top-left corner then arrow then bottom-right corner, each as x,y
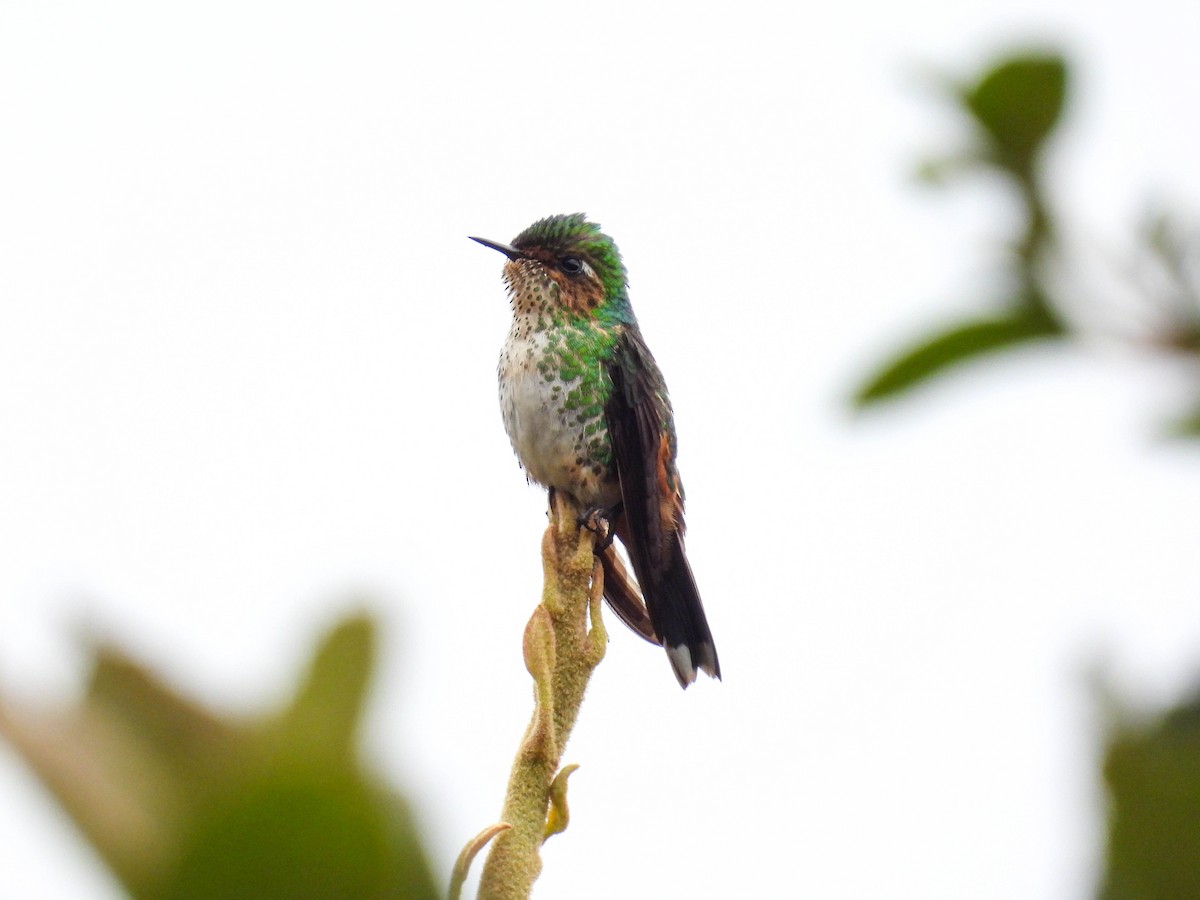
471,213 -> 719,688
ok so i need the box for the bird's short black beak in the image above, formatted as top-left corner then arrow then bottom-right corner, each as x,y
469,235 -> 524,260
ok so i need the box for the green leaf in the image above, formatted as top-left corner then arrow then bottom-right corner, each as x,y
168,772 -> 436,900
0,612 -> 439,900
1100,691 -> 1200,899
853,309 -> 1064,406
963,53 -> 1067,173
87,644 -> 246,791
278,612 -> 375,763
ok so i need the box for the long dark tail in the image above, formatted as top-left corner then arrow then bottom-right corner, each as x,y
616,517 -> 720,688
651,536 -> 720,688
598,542 -> 660,646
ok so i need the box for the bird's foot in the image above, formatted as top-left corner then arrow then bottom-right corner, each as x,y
577,503 -> 621,552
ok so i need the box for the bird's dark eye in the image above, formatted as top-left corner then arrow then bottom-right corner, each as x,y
559,255 -> 584,275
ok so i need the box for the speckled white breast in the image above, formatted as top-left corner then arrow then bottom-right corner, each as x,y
497,319 -> 620,508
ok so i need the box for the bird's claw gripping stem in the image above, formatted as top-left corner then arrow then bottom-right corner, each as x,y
577,503 -> 620,552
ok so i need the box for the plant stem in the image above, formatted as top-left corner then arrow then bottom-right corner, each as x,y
475,493 -> 607,900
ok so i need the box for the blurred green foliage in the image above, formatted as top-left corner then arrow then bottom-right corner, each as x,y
856,47 -> 1200,900
964,55 -> 1066,178
856,50 -> 1200,435
0,614 -> 438,900
854,308 -> 1059,405
1101,691 -> 1200,899
855,52 -> 1068,406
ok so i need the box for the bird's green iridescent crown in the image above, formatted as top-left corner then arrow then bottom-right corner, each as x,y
512,213 -> 629,300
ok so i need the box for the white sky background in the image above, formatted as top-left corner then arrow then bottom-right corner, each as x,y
2,1 -> 1200,897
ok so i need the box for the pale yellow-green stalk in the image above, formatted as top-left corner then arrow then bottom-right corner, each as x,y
452,492 -> 608,899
